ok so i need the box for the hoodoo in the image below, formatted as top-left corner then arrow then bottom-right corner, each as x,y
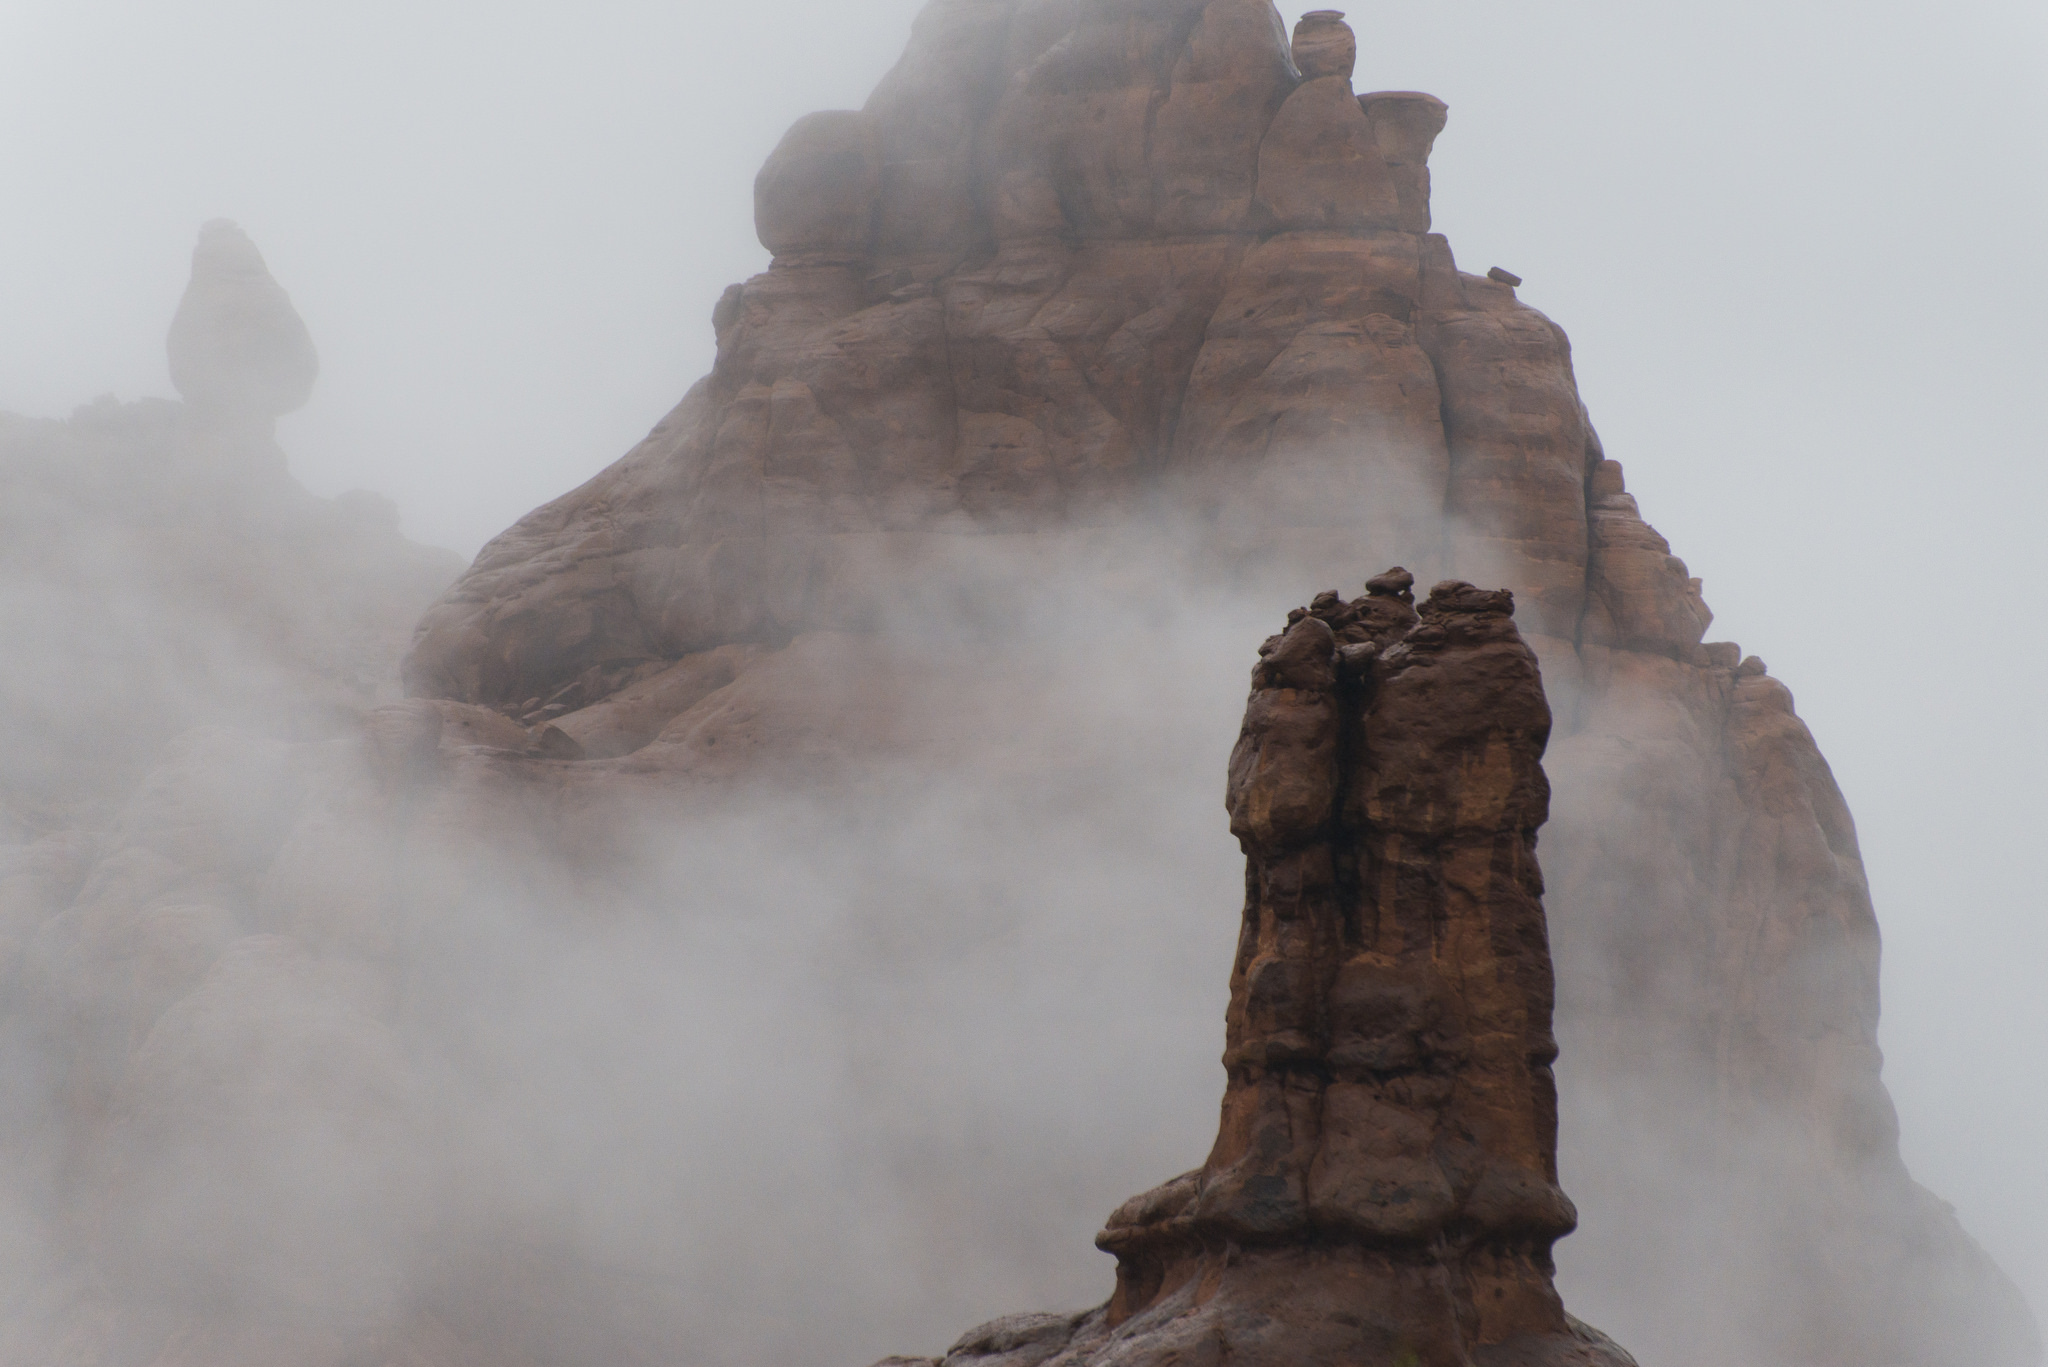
0,222 -> 454,836
893,577 -> 1641,1367
165,219 -> 319,427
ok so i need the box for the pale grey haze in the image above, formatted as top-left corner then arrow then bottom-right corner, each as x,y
4,0 -> 2046,1329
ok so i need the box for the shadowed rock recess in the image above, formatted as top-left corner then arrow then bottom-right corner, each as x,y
881,577 -> 1641,1367
401,3 -> 2036,1363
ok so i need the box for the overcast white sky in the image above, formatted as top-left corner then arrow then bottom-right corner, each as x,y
4,0 -> 2046,1319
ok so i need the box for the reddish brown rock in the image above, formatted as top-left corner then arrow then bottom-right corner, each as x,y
873,581 -> 1634,1366
1289,10 -> 1356,81
396,4 -> 2034,1361
1151,0 -> 1296,235
1360,91 -> 1448,233
1255,78 -> 1399,230
1575,459 -> 1711,655
400,3 -> 1582,714
756,111 -> 885,262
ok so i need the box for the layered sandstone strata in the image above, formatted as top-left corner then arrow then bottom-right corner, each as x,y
404,0 -> 1603,708
399,4 -> 2035,1362
0,4 -> 2031,1366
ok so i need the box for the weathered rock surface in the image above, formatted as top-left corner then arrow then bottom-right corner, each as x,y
984,579 -> 1637,1367
837,579 -> 1635,1367
392,4 -> 2036,1363
405,2 -> 1605,711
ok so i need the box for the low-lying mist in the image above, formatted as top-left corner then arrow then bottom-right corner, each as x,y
1,461 -> 1504,1363
5,0 -> 2046,1354
1,333 -> 2032,1367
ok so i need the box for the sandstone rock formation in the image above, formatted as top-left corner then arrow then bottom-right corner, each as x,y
0,223 -> 459,837
165,219 -> 319,426
393,4 -> 2036,1363
0,233 -> 465,1364
0,717 -> 489,1367
2,5 -> 2037,1366
914,578 -> 1640,1367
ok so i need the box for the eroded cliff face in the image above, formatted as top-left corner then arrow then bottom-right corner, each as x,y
387,2 -> 2034,1363
404,0 -> 1612,712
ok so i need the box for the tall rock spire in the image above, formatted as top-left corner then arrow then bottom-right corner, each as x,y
165,219 -> 318,425
916,578 -> 1637,1367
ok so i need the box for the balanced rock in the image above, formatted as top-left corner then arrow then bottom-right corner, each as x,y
0,304 -> 456,835
0,222 -> 473,1362
165,219 -> 318,421
1289,10 -> 1357,80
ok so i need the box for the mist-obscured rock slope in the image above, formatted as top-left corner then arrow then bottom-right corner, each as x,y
388,2 -> 2035,1363
0,223 -> 458,839
0,226 -> 466,1363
